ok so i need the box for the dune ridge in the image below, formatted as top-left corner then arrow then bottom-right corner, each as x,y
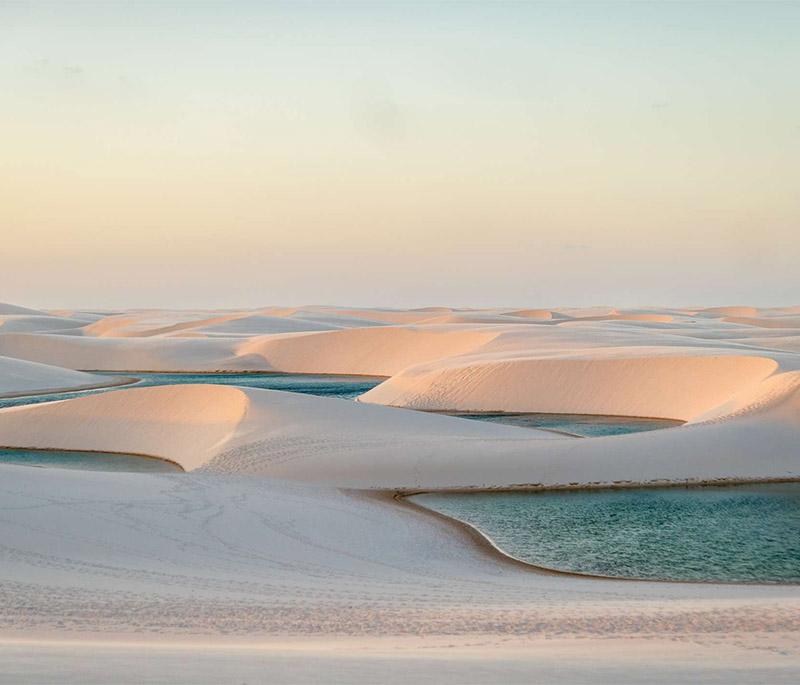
359,354 -> 780,420
1,367 -> 797,490
0,356 -> 129,398
1,302 -> 799,680
0,385 -> 249,470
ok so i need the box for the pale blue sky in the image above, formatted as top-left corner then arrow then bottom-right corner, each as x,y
1,2 -> 798,308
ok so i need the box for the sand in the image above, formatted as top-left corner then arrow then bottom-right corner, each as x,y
0,303 -> 798,682
0,355 -> 131,399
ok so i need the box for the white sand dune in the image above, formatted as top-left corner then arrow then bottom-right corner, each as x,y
0,302 -> 45,316
0,332 -> 251,371
0,363 -> 798,489
191,314 -> 343,336
414,312 -> 548,325
0,385 -> 249,468
503,308 -> 554,319
723,315 -> 800,329
239,325 -> 505,375
573,312 -> 675,323
2,463 -> 796,683
359,353 -> 780,419
0,314 -> 91,334
1,302 -> 799,681
308,306 -> 455,325
78,310 -> 256,337
0,356 -> 129,398
698,305 -> 760,318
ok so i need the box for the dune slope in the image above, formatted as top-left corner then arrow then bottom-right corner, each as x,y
0,356 -> 129,398
1,302 -> 799,681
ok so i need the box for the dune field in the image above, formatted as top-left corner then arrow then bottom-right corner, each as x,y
1,303 -> 799,683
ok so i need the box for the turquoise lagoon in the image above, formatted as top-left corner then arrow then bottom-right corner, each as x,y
411,484 -> 800,583
0,447 -> 181,473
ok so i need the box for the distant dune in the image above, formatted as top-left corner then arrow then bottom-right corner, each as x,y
0,302 -> 798,681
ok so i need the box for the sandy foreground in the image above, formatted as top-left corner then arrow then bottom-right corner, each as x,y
0,303 -> 799,682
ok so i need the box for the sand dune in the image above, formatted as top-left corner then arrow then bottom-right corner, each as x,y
0,355 -> 129,398
192,314 -> 342,336
567,312 -> 675,323
78,310 -> 256,337
0,384 -> 248,469
415,312 -> 549,325
80,315 -> 148,337
1,302 -> 799,681
0,332 -> 249,371
0,302 -> 45,316
503,309 -> 554,319
699,306 -> 760,318
313,306 -> 455,324
0,314 -> 91,334
2,462 -> 796,683
1,366 -> 797,490
238,325 -> 504,375
147,369 -> 800,489
360,353 -> 779,420
723,316 -> 800,329
0,384 -> 559,472
550,306 -> 616,318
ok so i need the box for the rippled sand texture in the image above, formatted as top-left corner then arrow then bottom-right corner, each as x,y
1,303 -> 799,683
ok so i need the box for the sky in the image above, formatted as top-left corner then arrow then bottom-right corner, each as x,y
1,1 -> 798,309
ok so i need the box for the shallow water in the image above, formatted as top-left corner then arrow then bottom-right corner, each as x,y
412,484 -> 800,583
0,447 -> 181,473
443,412 -> 683,437
1,376 -> 681,438
0,373 -> 384,473
116,372 -> 384,399
0,372 -> 384,409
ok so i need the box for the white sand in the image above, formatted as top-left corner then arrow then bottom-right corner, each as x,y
0,302 -> 46,316
0,303 -> 798,682
0,355 -> 130,399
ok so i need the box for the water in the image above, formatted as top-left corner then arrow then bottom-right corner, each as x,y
0,447 -> 181,473
443,412 -> 683,437
1,374 -> 680,438
116,372 -> 383,399
411,484 -> 800,583
0,373 -> 384,473
0,372 -> 385,409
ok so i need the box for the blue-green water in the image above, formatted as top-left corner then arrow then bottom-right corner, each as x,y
115,372 -> 383,399
0,448 -> 181,473
1,375 -> 682,437
443,412 -> 683,437
0,372 -> 385,409
0,373 -> 383,473
411,484 -> 800,583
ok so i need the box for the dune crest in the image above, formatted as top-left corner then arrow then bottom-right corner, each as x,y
1,368 -> 798,490
1,301 -> 799,677
0,302 -> 46,316
699,306 -> 759,318
238,325 -> 504,375
0,384 -> 249,469
360,354 -> 779,420
0,355 -> 129,398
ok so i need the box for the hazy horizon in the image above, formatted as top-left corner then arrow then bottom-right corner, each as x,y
2,1 -> 798,309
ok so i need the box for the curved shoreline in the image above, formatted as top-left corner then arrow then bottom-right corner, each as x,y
419,409 -> 687,423
392,484 -> 800,587
396,474 -> 800,496
0,376 -> 139,401
87,369 -> 389,380
0,445 -> 185,472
